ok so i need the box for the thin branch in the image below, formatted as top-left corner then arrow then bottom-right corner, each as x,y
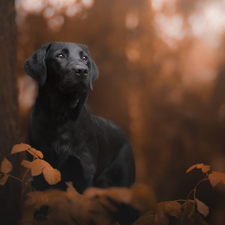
186,189 -> 194,201
8,174 -> 23,182
174,199 -> 186,202
193,177 -> 209,200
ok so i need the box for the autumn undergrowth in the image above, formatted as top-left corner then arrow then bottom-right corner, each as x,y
1,143 -> 225,225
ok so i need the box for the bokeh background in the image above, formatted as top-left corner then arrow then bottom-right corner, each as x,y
16,0 -> 225,223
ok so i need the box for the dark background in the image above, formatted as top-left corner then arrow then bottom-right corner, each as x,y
1,0 -> 225,224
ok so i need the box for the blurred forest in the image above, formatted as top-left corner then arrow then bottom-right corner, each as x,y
12,0 -> 225,224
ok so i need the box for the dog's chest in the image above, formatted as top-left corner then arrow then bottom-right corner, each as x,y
48,123 -> 77,159
47,119 -> 93,159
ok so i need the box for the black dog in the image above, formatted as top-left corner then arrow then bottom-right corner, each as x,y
24,42 -> 135,193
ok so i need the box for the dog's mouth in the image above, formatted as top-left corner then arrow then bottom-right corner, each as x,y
58,82 -> 87,94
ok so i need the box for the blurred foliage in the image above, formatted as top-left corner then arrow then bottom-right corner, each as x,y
3,145 -> 225,225
16,0 -> 225,224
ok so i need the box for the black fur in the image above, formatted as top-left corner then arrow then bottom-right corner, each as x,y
24,42 -> 135,193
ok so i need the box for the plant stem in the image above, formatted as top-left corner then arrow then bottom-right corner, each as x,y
186,176 -> 209,201
193,177 -> 209,200
21,168 -> 30,202
186,189 -> 194,200
174,199 -> 186,202
22,169 -> 30,185
8,174 -> 23,182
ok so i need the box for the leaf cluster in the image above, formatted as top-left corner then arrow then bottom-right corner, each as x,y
22,182 -> 157,225
1,145 -> 225,225
133,199 -> 209,225
0,143 -> 61,187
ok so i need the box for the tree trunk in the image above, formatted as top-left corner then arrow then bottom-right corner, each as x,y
0,0 -> 20,224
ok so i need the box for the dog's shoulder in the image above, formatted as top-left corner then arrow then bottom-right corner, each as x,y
90,114 -> 129,143
91,115 -> 121,132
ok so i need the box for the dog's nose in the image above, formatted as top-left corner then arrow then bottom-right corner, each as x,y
74,65 -> 88,77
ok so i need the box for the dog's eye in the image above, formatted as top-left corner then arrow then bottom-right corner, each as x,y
57,53 -> 65,59
82,56 -> 87,61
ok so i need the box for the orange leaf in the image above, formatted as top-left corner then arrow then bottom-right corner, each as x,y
22,159 -> 60,185
156,201 -> 182,218
155,201 -> 182,225
27,148 -> 43,159
130,183 -> 157,212
83,187 -> 107,199
25,191 -> 49,210
1,157 -> 13,174
195,198 -> 209,217
0,174 -> 9,185
66,181 -> 80,200
186,164 -> 211,173
209,171 -> 225,187
11,143 -> 31,154
182,200 -> 195,220
186,165 -> 197,173
201,165 -> 211,173
21,159 -> 52,176
43,167 -> 61,185
196,163 -> 204,169
107,187 -> 131,204
21,160 -> 42,176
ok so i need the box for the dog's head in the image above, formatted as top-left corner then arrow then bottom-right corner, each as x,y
24,42 -> 98,93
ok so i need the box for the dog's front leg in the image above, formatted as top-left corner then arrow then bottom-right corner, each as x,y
58,154 -> 96,193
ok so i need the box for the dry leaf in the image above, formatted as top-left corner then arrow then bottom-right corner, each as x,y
84,187 -> 118,212
66,181 -> 79,200
154,201 -> 182,225
186,165 -> 197,173
43,167 -> 61,185
156,201 -> 182,218
196,164 -> 204,169
21,159 -> 43,176
186,164 -> 211,173
21,159 -> 50,175
27,147 -> 43,159
11,143 -> 31,154
201,165 -> 211,173
25,191 -> 49,210
154,210 -> 169,225
191,212 -> 210,225
1,157 -> 13,174
83,187 -> 107,199
22,159 -> 61,185
0,174 -> 9,185
132,210 -> 155,225
106,187 -> 131,204
195,198 -> 209,217
130,183 -> 157,212
95,195 -> 118,212
208,171 -> 225,187
182,200 -> 195,220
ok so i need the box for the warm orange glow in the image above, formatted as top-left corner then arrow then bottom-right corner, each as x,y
125,12 -> 139,30
151,0 -> 225,49
81,0 -> 94,8
16,0 -> 94,31
43,7 -> 55,19
126,41 -> 140,63
47,15 -> 64,31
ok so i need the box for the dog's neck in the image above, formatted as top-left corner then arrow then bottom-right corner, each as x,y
37,84 -> 88,121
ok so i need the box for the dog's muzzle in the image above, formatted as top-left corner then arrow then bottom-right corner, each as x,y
73,65 -> 89,79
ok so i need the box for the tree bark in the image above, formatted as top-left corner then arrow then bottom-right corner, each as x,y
0,0 -> 20,224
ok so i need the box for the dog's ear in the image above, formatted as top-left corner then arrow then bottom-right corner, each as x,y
24,43 -> 51,86
80,45 -> 98,90
89,59 -> 98,90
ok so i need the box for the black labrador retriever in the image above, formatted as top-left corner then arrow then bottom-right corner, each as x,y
24,42 -> 135,194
